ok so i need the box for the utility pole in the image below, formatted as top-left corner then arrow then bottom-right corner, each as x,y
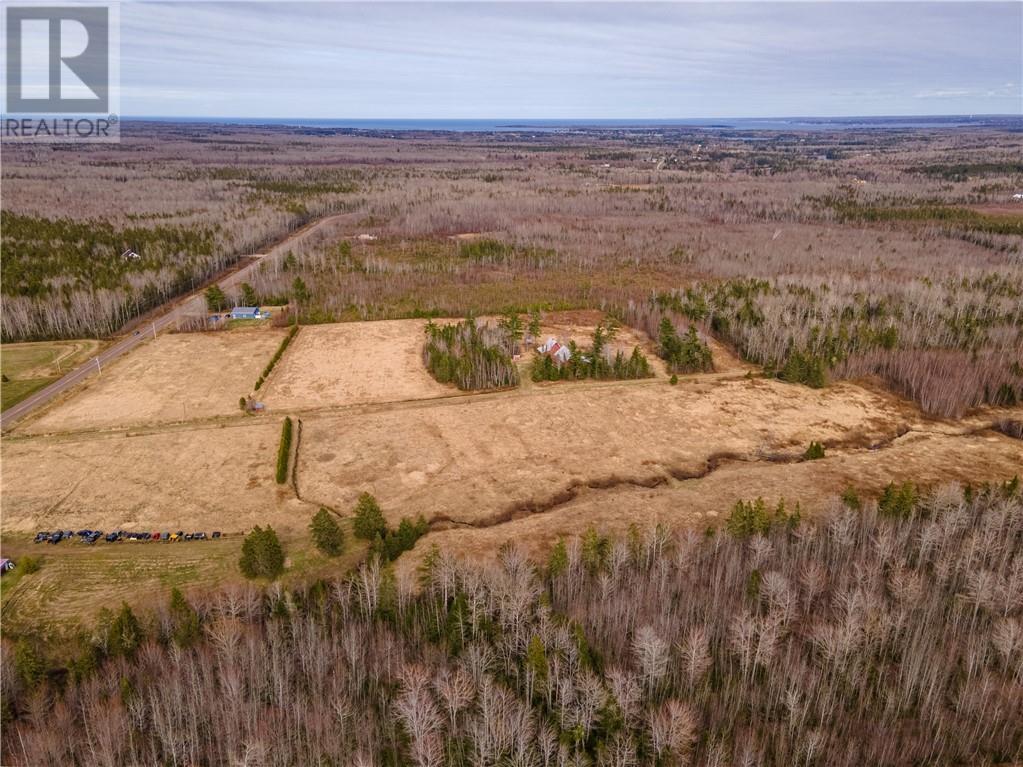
152,322 -> 157,340
94,357 -> 101,375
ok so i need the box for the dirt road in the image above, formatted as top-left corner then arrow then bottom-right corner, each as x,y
0,213 -> 347,431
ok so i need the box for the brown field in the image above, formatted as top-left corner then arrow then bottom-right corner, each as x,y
0,420 -> 305,533
410,428 -> 1022,568
2,319 -> 1019,547
297,371 -> 1019,540
18,328 -> 287,434
262,319 -> 453,409
1,318 -> 1020,616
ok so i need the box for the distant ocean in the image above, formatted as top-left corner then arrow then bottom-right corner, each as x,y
128,116 -> 1020,132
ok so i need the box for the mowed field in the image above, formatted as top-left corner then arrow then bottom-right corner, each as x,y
18,328 -> 286,433
0,339 -> 102,411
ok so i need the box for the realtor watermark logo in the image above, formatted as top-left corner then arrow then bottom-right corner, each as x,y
3,4 -> 120,142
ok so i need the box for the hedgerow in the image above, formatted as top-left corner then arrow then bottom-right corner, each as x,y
275,417 -> 293,484
255,325 -> 299,391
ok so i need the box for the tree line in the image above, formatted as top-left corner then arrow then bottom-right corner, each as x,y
3,481 -> 1020,765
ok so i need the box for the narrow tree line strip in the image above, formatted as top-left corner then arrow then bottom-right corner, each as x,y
255,324 -> 299,391
275,416 -> 293,484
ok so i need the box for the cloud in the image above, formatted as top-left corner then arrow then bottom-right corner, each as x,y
118,1 -> 1023,117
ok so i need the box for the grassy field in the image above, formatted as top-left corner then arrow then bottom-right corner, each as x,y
0,339 -> 101,411
0,524 -> 367,641
18,328 -> 284,433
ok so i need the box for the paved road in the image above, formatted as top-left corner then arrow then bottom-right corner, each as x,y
1,213 -> 345,432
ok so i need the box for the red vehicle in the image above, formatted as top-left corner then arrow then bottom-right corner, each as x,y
151,532 -> 161,540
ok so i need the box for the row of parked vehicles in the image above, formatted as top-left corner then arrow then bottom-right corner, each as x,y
34,530 -> 223,544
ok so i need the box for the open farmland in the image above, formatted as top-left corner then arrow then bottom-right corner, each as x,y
3,318 -> 1020,557
0,420 -> 301,533
413,425 -> 1022,566
18,328 -> 286,433
0,339 -> 101,411
296,369 -> 1021,539
262,319 -> 453,409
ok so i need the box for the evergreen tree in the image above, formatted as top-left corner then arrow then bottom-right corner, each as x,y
291,276 -> 310,305
878,482 -> 917,519
13,640 -> 44,688
239,526 -> 285,579
548,538 -> 568,577
168,588 -> 200,648
528,309 -> 542,339
204,284 -> 227,312
526,635 -> 548,689
108,603 -> 143,658
310,507 -> 345,556
240,282 -> 258,306
353,492 -> 387,540
659,317 -> 682,365
804,441 -> 826,460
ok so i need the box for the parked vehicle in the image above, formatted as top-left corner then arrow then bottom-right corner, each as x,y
105,532 -> 119,542
212,531 -> 222,539
161,532 -> 170,541
194,532 -> 207,540
34,532 -> 49,543
48,532 -> 63,544
0,559 -> 14,575
151,532 -> 161,540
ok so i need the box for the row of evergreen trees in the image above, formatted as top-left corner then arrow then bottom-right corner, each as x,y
422,318 -> 520,391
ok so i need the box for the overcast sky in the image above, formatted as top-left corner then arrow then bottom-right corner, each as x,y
116,1 -> 1021,118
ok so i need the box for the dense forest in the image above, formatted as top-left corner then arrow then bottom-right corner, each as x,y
3,483 -> 1020,766
1,151 -> 361,341
626,275 -> 1022,416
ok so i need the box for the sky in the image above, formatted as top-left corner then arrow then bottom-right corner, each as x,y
59,1 -> 1023,118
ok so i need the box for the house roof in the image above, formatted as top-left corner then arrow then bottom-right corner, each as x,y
233,306 -> 259,314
